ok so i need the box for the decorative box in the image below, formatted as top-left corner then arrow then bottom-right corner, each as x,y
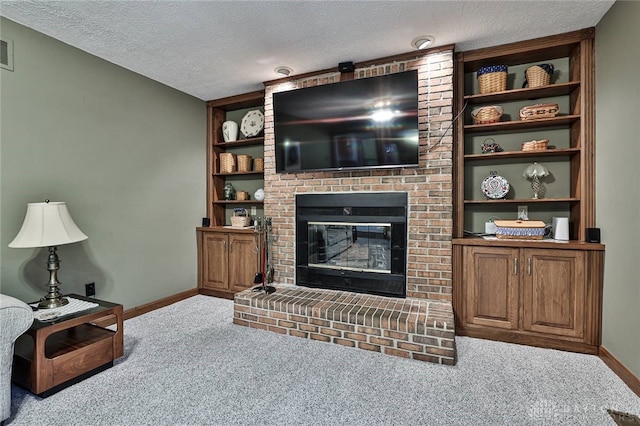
494,220 -> 546,239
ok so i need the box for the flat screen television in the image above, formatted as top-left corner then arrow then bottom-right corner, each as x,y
273,70 -> 419,173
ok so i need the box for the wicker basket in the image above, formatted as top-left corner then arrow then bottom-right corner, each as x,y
237,155 -> 252,172
477,65 -> 508,94
524,64 -> 554,88
494,220 -> 546,240
230,208 -> 251,227
236,191 -> 249,201
220,153 -> 237,173
471,106 -> 504,124
519,103 -> 559,121
254,157 -> 264,172
522,139 -> 549,151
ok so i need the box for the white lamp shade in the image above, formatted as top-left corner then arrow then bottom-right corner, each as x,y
8,202 -> 88,248
523,162 -> 550,178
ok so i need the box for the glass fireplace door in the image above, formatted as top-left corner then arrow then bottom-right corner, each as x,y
307,222 -> 391,273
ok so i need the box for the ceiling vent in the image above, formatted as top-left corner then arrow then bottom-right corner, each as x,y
1,38 -> 14,71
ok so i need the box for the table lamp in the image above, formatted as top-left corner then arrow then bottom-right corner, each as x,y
9,200 -> 88,309
523,162 -> 550,199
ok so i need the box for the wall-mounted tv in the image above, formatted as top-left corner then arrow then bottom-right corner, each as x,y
273,70 -> 419,173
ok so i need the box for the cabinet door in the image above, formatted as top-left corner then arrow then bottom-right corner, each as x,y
522,249 -> 585,338
202,233 -> 229,290
228,233 -> 258,293
463,246 -> 520,330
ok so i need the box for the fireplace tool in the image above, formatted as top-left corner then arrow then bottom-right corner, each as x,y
252,217 -> 275,294
252,217 -> 263,286
263,217 -> 276,293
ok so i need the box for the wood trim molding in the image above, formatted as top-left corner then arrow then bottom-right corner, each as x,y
92,288 -> 199,327
123,288 -> 199,321
599,346 -> 640,397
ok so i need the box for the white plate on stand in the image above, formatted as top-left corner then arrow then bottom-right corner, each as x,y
241,110 -> 264,138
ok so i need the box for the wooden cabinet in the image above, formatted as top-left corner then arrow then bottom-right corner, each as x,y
197,228 -> 259,298
521,248 -> 585,338
454,240 -> 603,354
207,90 -> 265,227
464,246 -> 519,330
452,29 -> 605,354
198,90 -> 265,298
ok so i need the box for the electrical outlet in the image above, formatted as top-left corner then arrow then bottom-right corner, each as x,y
85,282 -> 96,297
250,206 -> 257,216
517,205 -> 528,220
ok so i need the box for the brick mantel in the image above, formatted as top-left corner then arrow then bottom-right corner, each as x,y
262,49 -> 455,301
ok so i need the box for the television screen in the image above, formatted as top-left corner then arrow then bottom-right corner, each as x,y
273,70 -> 419,173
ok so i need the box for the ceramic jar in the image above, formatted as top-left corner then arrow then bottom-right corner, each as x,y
222,121 -> 238,142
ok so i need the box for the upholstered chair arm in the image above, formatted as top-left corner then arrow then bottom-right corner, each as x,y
0,294 -> 34,422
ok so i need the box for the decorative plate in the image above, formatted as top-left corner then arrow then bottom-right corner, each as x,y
240,110 -> 264,138
481,171 -> 510,199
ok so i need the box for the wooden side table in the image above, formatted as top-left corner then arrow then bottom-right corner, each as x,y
12,294 -> 123,397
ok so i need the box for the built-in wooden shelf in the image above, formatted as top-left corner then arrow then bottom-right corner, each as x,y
464,197 -> 579,205
213,137 -> 264,148
464,115 -> 580,133
463,81 -> 580,105
464,147 -> 580,160
212,171 -> 264,177
213,200 -> 264,205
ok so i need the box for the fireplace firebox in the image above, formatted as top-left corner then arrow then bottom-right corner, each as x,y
296,193 -> 407,298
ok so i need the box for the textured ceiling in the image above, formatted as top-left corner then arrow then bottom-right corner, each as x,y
0,1 -> 614,101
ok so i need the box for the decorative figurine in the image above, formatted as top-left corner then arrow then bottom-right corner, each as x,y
223,182 -> 236,200
481,138 -> 503,154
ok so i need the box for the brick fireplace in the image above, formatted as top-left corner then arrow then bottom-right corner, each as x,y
233,47 -> 456,364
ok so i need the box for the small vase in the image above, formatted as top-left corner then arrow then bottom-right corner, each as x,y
222,121 -> 238,142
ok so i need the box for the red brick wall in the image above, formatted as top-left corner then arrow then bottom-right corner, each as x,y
263,50 -> 454,301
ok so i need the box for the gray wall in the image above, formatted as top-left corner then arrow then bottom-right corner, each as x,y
0,18 -> 206,309
596,1 -> 640,377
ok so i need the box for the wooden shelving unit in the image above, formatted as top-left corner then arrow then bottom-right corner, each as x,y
452,28 -> 605,354
198,90 -> 265,299
206,90 -> 265,227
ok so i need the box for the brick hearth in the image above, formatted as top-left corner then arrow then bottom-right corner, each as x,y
234,285 -> 456,365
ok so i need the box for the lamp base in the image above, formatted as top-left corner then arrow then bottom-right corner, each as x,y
38,296 -> 69,309
38,246 -> 70,309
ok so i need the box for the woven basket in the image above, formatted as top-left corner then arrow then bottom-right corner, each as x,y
522,139 -> 549,151
237,155 -> 252,172
519,103 -> 559,121
230,208 -> 251,227
524,64 -> 554,88
471,106 -> 504,124
236,191 -> 249,201
254,157 -> 264,172
494,220 -> 546,240
220,153 -> 237,173
477,65 -> 508,94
